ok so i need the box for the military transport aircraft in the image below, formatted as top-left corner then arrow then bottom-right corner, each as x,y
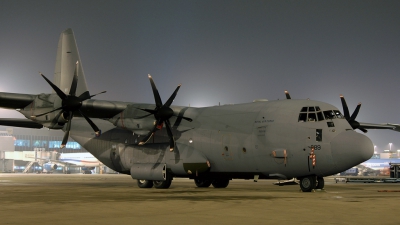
1,28 -> 400,192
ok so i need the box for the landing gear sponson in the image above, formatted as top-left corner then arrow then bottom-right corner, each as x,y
137,178 -> 231,189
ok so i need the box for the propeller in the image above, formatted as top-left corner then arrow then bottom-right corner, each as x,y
137,74 -> 192,151
32,61 -> 105,148
339,95 -> 367,133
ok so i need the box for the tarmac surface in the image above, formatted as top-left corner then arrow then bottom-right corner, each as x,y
1,174 -> 400,225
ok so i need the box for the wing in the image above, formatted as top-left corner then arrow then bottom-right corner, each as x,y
359,122 -> 400,132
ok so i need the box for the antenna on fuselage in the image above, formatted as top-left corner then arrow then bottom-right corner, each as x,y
285,90 -> 291,99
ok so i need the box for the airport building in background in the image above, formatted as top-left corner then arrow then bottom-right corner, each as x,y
2,127 -> 85,153
0,126 -> 107,173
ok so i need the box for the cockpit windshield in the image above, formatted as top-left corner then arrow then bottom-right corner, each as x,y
299,107 -> 344,122
298,106 -> 324,122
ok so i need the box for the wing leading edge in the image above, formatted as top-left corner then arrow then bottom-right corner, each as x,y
359,122 -> 400,132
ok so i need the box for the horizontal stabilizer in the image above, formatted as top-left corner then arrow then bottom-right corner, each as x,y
0,93 -> 35,109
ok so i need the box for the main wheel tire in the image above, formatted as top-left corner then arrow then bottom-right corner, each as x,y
153,179 -> 172,189
212,179 -> 230,188
153,172 -> 172,189
299,176 -> 316,192
194,178 -> 212,187
137,179 -> 153,188
316,177 -> 324,189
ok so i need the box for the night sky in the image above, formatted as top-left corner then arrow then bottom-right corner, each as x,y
1,0 -> 400,152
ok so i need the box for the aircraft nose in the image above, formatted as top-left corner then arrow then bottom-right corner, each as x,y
330,131 -> 373,172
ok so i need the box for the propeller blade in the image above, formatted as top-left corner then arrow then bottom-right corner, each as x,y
148,74 -> 163,108
134,114 -> 153,119
359,127 -> 368,133
340,95 -> 350,120
33,106 -> 64,117
61,113 -> 73,148
285,90 -> 291,99
174,115 -> 193,122
69,61 -> 79,96
88,91 -> 107,99
165,119 -> 175,151
350,103 -> 361,121
50,110 -> 64,127
40,73 -> 67,100
79,110 -> 101,136
164,85 -> 181,107
136,108 -> 157,114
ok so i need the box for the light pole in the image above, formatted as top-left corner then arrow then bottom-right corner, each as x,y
389,143 -> 392,152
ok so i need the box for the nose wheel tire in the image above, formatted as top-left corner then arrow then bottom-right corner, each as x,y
315,177 -> 324,189
137,179 -> 153,188
299,176 -> 316,192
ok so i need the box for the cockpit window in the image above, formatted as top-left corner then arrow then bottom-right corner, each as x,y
308,113 -> 317,121
323,110 -> 344,119
298,106 -> 324,122
323,110 -> 335,119
298,113 -> 307,122
333,110 -> 344,118
317,112 -> 324,121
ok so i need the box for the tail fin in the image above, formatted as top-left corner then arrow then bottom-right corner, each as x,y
53,28 -> 90,99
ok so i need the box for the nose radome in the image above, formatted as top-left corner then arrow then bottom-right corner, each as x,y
330,131 -> 374,172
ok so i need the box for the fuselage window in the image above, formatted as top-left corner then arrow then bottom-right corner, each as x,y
301,107 -> 308,112
316,129 -> 322,142
308,107 -> 315,112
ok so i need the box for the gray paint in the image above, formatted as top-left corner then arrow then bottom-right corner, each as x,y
0,28 -> 384,183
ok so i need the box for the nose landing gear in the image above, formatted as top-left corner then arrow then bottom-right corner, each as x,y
299,176 -> 324,192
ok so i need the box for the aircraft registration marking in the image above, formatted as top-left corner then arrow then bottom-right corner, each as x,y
309,145 -> 321,150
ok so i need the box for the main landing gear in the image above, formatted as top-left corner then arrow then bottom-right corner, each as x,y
194,178 -> 230,188
299,176 -> 324,192
136,171 -> 173,189
137,179 -> 172,189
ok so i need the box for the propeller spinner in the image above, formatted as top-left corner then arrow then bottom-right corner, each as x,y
137,74 -> 192,151
33,61 -> 105,148
340,95 -> 367,133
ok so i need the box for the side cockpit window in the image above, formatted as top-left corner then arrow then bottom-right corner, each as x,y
298,106 -> 325,122
323,110 -> 345,120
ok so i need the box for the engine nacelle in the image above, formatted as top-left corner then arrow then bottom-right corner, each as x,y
109,112 -> 155,135
43,163 -> 58,171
